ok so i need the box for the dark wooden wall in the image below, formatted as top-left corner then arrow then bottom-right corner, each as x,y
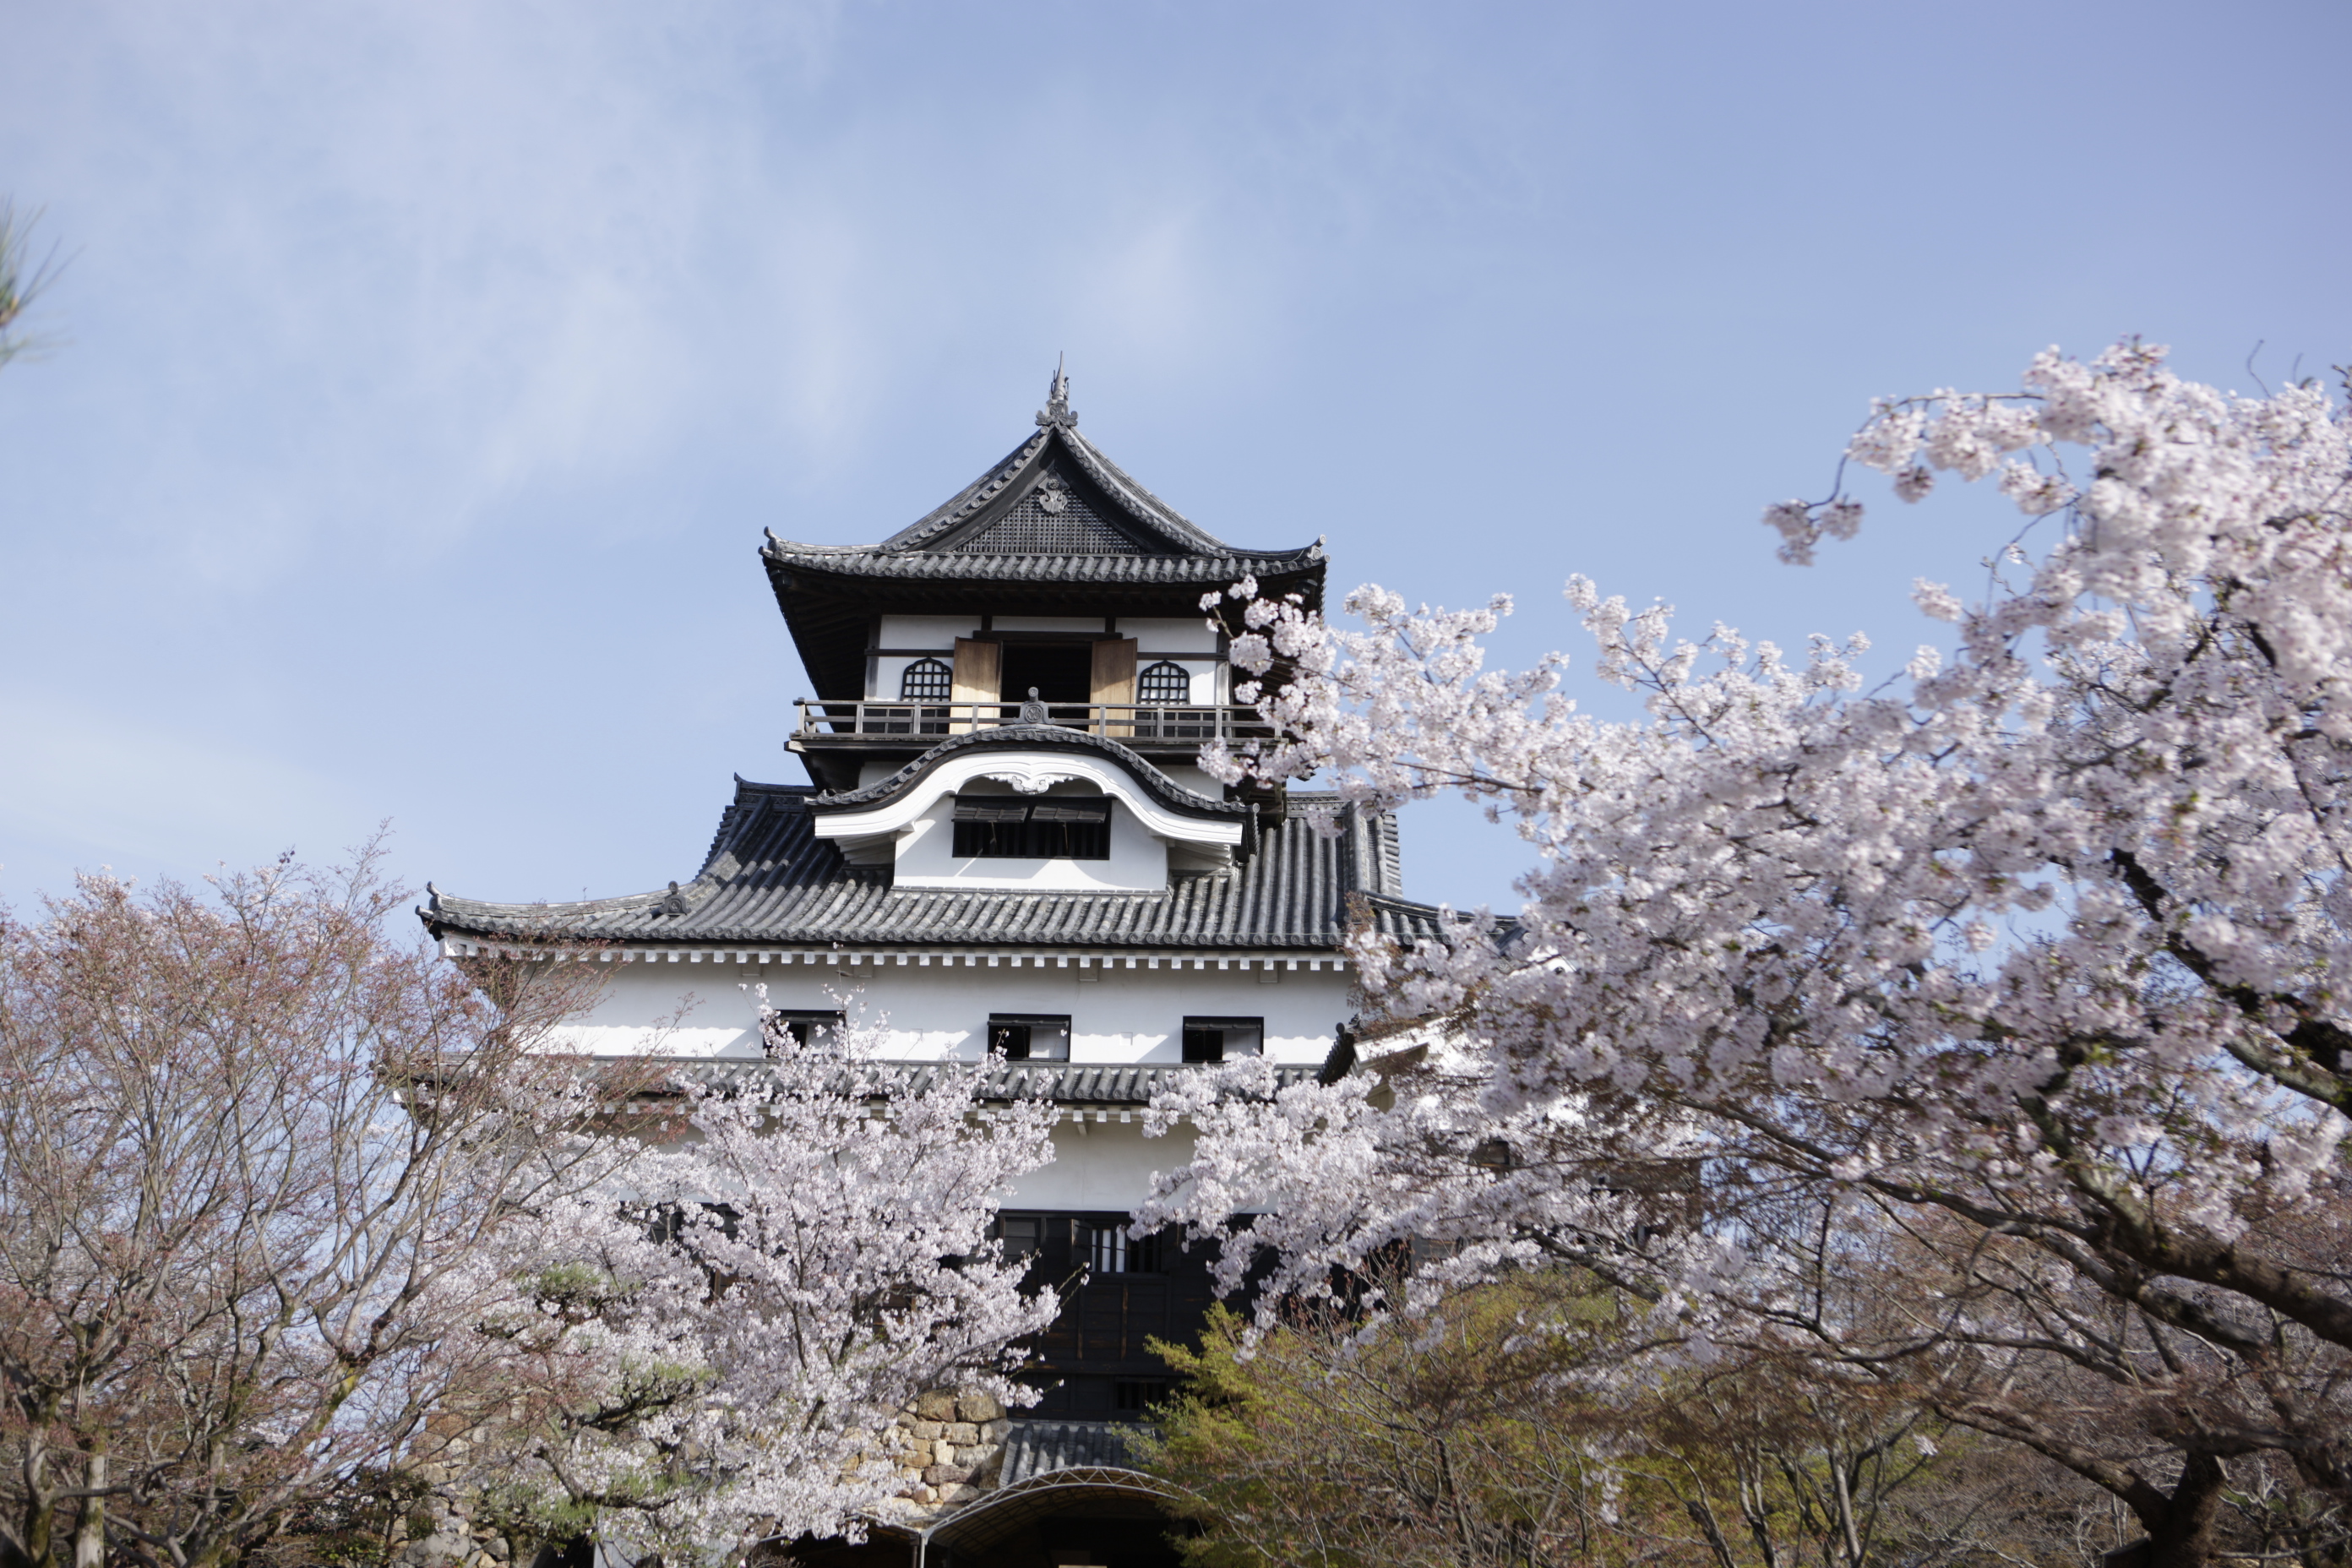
1008,1210 -> 1227,1418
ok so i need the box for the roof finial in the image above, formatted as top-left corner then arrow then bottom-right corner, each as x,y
1036,353 -> 1077,429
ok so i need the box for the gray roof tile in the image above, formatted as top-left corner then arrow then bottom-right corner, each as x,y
879,423 -> 1232,558
423,778 -> 1441,951
760,542 -> 1322,585
765,421 -> 1322,582
998,1420 -> 1148,1483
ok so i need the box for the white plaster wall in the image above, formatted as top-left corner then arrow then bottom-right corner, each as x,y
546,955 -> 1352,1067
1135,660 -> 1220,705
894,784 -> 1166,892
1005,1118 -> 1200,1210
877,615 -> 974,650
864,616 -> 1225,703
1157,763 -> 1221,795
871,653 -> 957,701
1120,618 -> 1219,654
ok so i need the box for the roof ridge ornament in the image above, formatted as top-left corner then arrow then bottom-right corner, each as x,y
1035,353 -> 1077,429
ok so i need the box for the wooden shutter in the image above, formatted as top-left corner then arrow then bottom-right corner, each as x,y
950,638 -> 1000,732
1090,637 -> 1137,737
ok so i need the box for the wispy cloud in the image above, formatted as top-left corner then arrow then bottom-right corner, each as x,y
7,3 -> 866,580
0,691 -> 363,895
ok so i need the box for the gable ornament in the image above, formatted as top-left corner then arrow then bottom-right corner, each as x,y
1034,354 -> 1078,429
984,770 -> 1070,796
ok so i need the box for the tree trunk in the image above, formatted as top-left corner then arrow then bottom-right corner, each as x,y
15,1441 -> 57,1568
2142,1453 -> 2228,1568
72,1447 -> 106,1568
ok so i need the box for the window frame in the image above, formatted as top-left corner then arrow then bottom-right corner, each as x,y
988,1013 -> 1071,1062
898,657 -> 954,702
1181,1015 -> 1265,1064
994,1213 -> 1044,1265
950,795 -> 1112,860
1083,1221 -> 1163,1275
1136,660 -> 1193,705
765,1009 -> 846,1057
1113,1379 -> 1173,1413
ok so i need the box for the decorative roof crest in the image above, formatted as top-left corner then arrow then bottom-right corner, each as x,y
984,767 -> 1073,796
1035,353 -> 1078,429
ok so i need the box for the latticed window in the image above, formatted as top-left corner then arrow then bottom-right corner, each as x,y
899,658 -> 953,701
1137,661 -> 1191,704
1086,1223 -> 1162,1274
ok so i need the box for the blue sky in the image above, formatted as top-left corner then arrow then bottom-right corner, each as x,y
2,0 -> 2346,917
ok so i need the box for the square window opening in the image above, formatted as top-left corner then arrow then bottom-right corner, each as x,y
995,1215 -> 1044,1264
952,796 -> 1111,860
766,1010 -> 845,1057
989,1014 -> 1070,1062
1114,1379 -> 1173,1413
999,643 -> 1094,705
1181,1016 -> 1264,1064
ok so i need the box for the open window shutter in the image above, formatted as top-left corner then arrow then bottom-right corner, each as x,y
950,638 -> 1000,731
952,799 -> 1032,823
1091,638 -> 1137,736
1026,799 -> 1111,824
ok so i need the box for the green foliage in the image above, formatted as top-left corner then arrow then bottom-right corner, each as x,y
0,199 -> 62,368
1135,1271 -> 2112,1568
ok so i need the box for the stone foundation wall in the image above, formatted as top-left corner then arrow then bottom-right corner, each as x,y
390,1503 -> 517,1568
886,1390 -> 1012,1514
394,1386 -> 1021,1559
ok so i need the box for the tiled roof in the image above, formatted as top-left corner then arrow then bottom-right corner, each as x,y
760,539 -> 1322,585
760,389 -> 1328,700
998,1420 -> 1148,1484
882,422 -> 1228,557
422,779 -> 1440,951
762,416 -> 1323,584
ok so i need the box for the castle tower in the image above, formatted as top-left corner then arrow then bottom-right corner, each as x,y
422,368 -> 1440,1567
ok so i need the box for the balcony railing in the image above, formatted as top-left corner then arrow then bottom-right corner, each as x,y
792,699 -> 1273,744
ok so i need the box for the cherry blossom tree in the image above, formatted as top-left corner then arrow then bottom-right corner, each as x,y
495,999 -> 1059,1563
3,856 -> 1059,1568
0,849 -> 629,1568
1144,343 -> 2352,1568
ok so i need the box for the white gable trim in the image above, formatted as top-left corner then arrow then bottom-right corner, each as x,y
809,749 -> 1243,848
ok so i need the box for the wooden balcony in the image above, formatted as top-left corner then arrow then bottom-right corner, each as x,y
790,699 -> 1272,747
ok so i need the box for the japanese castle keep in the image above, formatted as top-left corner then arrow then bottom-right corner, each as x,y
422,368 -> 1441,1568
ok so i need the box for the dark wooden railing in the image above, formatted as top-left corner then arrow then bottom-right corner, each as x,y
792,700 -> 1271,743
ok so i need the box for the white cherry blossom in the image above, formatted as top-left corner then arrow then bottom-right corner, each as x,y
1151,342 -> 2352,1568
503,1006 -> 1059,1560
